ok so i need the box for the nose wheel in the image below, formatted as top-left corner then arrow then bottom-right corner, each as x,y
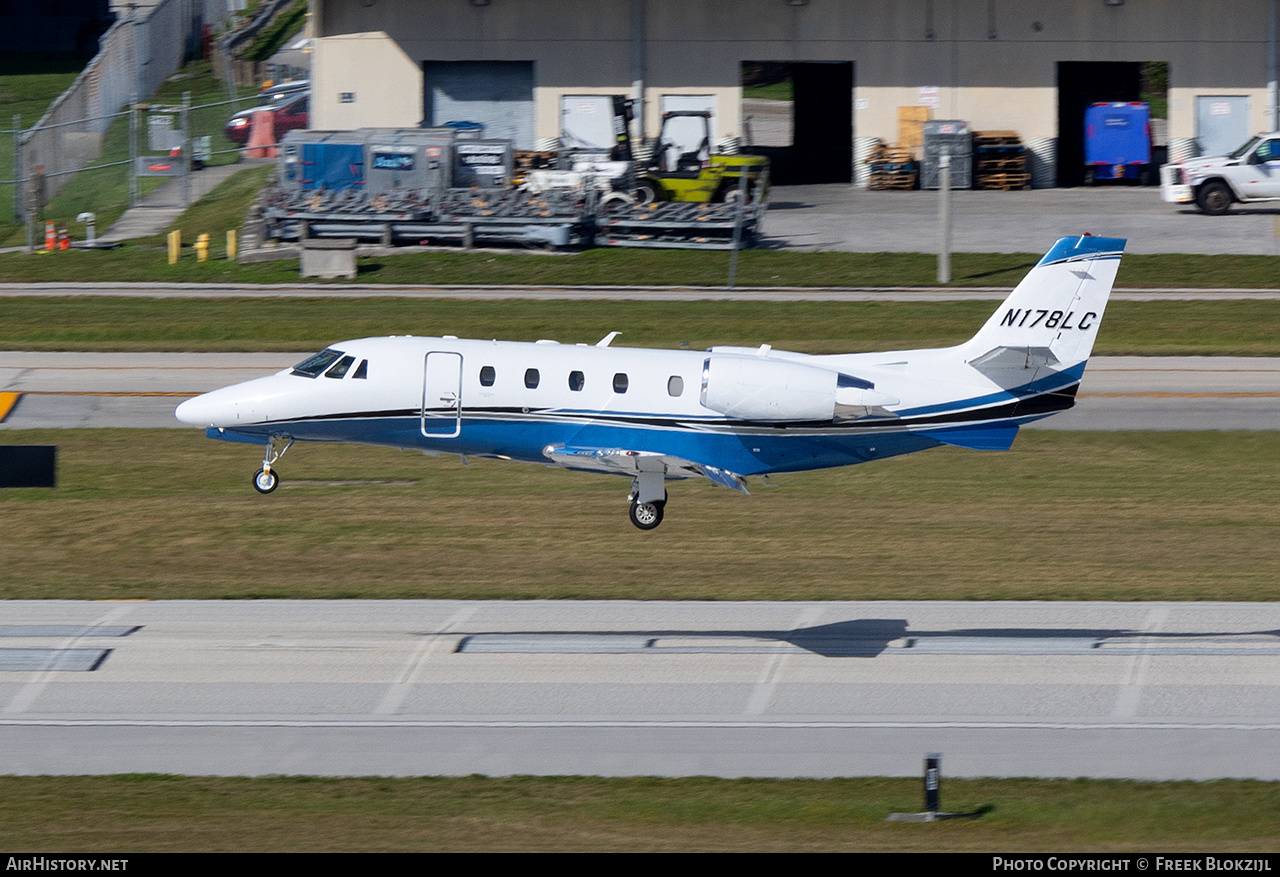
253,468 -> 279,494
251,435 -> 293,495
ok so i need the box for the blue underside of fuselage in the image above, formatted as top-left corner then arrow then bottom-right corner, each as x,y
206,416 -> 1023,476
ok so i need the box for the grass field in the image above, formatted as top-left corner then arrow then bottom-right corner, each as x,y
0,296 -> 1278,356
2,429 -> 1276,601
2,775 -> 1277,852
9,240 -> 1280,290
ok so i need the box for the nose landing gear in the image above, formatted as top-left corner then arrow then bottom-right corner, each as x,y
252,435 -> 294,495
252,468 -> 279,493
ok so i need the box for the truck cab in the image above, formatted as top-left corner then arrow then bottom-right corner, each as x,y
1160,133 -> 1280,214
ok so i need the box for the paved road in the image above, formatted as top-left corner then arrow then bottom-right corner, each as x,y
760,186 -> 1280,255
3,600 -> 1279,779
2,353 -> 1276,431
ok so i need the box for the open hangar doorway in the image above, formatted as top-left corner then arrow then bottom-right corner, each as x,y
741,61 -> 853,185
1057,61 -> 1168,187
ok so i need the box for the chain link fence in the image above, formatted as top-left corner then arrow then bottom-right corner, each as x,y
5,0 -> 201,222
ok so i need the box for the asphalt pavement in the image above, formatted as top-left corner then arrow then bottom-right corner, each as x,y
5,599 -> 1280,779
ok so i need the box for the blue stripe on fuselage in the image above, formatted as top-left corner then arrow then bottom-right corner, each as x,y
211,415 -> 947,476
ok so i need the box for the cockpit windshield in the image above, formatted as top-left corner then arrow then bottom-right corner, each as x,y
291,348 -> 344,378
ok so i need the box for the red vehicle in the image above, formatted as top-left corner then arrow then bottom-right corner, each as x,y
224,92 -> 309,145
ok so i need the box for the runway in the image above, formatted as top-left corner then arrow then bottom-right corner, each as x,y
2,352 -> 1277,430
4,600 -> 1280,779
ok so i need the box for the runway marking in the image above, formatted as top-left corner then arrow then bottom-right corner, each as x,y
0,392 -> 18,421
1080,392 -> 1280,399
743,606 -> 825,716
1,604 -> 136,714
375,604 -> 478,716
20,391 -> 197,397
1112,605 -> 1171,721
3,719 -> 1280,731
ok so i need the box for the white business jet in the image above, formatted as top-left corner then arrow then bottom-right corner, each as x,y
176,235 -> 1124,529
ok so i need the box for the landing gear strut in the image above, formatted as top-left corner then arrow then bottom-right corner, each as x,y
252,435 -> 293,495
628,467 -> 668,530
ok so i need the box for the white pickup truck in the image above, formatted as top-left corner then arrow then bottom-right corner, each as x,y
1160,133 -> 1280,214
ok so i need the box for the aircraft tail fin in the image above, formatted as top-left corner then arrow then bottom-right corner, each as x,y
960,235 -> 1125,374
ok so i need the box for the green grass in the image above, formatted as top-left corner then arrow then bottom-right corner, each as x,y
7,235 -> 1280,290
0,60 -> 255,247
240,0 -> 307,62
2,430 -> 1277,601
0,57 -> 83,229
742,82 -> 794,101
1,775 -> 1277,851
0,296 -> 1277,355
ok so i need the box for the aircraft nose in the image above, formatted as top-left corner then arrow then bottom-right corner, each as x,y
175,391 -> 237,427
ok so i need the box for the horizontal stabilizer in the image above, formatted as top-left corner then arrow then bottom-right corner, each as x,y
919,426 -> 1019,451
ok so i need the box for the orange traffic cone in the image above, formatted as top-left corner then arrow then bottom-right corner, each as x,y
44,221 -> 55,251
246,109 -> 277,159
57,224 -> 69,250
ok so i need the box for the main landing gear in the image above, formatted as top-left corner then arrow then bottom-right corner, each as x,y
629,497 -> 665,530
627,469 -> 668,530
252,435 -> 293,494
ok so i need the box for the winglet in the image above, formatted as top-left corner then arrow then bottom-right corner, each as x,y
596,331 -> 621,347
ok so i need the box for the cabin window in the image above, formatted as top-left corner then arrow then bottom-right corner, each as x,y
352,360 -> 368,380
524,368 -> 540,389
613,373 -> 628,393
667,375 -> 684,396
290,348 -> 343,378
479,366 -> 496,387
324,355 -> 355,379
568,370 -> 585,391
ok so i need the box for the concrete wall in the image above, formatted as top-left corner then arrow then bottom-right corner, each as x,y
312,0 -> 1277,149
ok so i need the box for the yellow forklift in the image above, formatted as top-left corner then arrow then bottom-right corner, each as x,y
609,103 -> 769,204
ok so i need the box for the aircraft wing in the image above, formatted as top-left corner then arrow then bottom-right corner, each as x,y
542,445 -> 750,494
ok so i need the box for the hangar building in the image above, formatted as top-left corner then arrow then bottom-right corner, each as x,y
309,0 -> 1279,186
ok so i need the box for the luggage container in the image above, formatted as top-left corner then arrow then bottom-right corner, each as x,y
453,140 -> 514,189
364,128 -> 454,193
920,120 -> 973,189
276,130 -> 369,193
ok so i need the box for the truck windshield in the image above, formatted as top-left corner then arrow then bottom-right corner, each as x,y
291,348 -> 344,378
1228,136 -> 1263,159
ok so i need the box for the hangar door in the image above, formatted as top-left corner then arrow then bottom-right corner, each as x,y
423,61 -> 535,148
740,61 -> 853,185
1057,62 -> 1142,187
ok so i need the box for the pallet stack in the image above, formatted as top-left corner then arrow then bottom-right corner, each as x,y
865,143 -> 919,190
973,131 -> 1031,190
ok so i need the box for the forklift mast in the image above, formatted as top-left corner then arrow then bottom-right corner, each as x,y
610,96 -> 635,162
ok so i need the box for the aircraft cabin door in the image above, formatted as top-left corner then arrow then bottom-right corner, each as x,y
422,351 -> 463,438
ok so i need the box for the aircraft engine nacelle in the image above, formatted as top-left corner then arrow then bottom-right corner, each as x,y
700,354 -> 900,422
700,355 -> 841,421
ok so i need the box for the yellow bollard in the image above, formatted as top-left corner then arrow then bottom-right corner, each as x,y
167,230 -> 181,265
226,229 -> 237,261
195,233 -> 209,263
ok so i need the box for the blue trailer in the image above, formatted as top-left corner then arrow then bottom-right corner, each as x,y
1084,102 -> 1151,182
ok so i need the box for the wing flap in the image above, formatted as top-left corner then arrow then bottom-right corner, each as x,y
542,445 -> 750,494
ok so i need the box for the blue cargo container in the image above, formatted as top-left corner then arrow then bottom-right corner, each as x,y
1084,102 -> 1151,182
